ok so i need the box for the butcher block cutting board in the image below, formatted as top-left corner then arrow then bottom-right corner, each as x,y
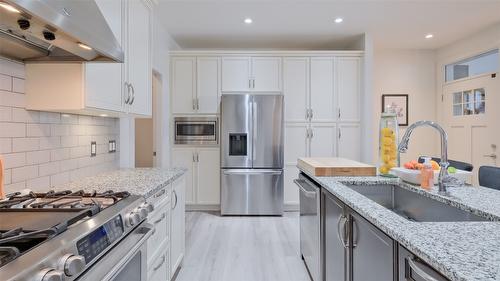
297,157 -> 376,177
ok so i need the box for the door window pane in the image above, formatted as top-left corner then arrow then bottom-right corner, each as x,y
475,88 -> 485,101
445,49 -> 499,82
451,88 -> 486,117
453,104 -> 462,116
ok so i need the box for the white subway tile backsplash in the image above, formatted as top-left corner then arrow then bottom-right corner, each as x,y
0,91 -> 25,107
0,138 -> 12,153
12,137 -> 39,152
0,74 -> 11,91
12,165 -> 38,183
1,123 -> 25,138
27,123 -> 50,137
3,153 -> 26,169
26,150 -> 50,165
12,78 -> 25,94
1,58 -> 119,193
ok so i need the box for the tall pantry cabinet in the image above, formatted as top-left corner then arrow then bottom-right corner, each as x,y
283,55 -> 362,206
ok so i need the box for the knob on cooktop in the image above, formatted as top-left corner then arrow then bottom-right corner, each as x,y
39,268 -> 64,281
126,211 -> 141,227
136,206 -> 148,219
59,254 -> 86,276
141,202 -> 154,213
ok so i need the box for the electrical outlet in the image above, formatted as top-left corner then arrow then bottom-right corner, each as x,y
91,141 -> 97,157
109,140 -> 116,153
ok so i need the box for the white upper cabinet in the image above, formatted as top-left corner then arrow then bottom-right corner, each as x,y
221,56 -> 281,92
172,57 -> 196,114
337,57 -> 361,122
310,58 -> 336,122
197,57 -> 220,113
171,57 -> 220,114
251,57 -> 282,92
127,0 -> 152,116
283,57 -> 309,122
25,0 -> 152,117
221,57 -> 252,92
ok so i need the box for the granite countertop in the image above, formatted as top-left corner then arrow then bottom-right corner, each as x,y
303,171 -> 500,281
54,168 -> 187,198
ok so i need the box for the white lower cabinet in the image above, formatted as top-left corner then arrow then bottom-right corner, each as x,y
172,147 -> 220,208
170,175 -> 186,279
148,246 -> 169,281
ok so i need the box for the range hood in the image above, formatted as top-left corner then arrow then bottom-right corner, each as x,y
0,0 -> 124,62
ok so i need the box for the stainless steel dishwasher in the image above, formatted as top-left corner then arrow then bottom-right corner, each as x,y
295,173 -> 322,281
399,245 -> 449,281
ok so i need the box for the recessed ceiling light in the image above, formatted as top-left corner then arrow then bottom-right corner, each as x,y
334,18 -> 343,23
425,34 -> 434,39
244,18 -> 253,24
0,2 -> 20,13
78,42 -> 92,50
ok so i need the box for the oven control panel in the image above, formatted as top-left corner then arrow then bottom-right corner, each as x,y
76,215 -> 124,263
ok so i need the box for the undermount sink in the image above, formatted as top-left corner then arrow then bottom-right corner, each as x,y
344,184 -> 491,222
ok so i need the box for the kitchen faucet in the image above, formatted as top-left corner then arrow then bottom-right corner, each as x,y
398,121 -> 450,195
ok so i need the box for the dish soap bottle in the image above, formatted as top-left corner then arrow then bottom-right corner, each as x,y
421,157 -> 434,190
378,109 -> 399,176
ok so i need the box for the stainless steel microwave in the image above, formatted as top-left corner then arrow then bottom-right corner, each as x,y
174,117 -> 218,145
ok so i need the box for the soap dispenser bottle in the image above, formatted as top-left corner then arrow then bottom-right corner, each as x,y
421,157 -> 434,190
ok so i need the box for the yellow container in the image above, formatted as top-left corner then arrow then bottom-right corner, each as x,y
379,112 -> 400,176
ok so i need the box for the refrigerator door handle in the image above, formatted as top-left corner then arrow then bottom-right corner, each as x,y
223,169 -> 283,175
252,100 -> 257,162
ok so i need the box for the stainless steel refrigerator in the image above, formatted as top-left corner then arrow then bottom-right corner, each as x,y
220,94 -> 284,215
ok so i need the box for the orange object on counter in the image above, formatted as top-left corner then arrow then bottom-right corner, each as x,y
420,157 -> 434,190
0,156 -> 4,199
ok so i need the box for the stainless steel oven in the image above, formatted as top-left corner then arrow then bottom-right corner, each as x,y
79,221 -> 153,281
174,116 -> 218,145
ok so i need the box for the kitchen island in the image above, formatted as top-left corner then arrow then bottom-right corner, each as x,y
299,167 -> 500,281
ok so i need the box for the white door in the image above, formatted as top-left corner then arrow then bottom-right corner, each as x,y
85,0 -> 123,112
283,57 -> 309,122
196,148 -> 220,205
170,175 -> 185,278
442,74 -> 499,184
127,0 -> 152,116
310,57 -> 336,122
197,57 -> 220,113
251,57 -> 282,92
309,123 -> 337,157
171,148 -> 195,205
221,57 -> 251,92
172,57 -> 196,114
338,123 -> 361,161
337,57 -> 361,122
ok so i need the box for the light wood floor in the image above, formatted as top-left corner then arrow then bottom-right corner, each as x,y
175,211 -> 311,281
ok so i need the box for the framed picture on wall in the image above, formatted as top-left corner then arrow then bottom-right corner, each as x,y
382,94 -> 409,126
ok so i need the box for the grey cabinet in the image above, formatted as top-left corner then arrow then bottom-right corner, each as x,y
324,191 -> 347,281
399,245 -> 450,281
350,211 -> 394,281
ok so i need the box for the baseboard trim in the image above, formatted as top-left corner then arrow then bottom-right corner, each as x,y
186,204 -> 299,212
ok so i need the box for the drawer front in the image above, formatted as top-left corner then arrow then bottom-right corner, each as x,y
147,202 -> 170,262
148,247 -> 170,281
148,186 -> 170,209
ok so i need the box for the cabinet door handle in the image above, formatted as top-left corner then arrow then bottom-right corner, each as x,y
197,152 -> 199,162
338,107 -> 341,119
406,258 -> 440,281
192,152 -> 196,162
153,213 -> 166,224
124,82 -> 131,104
153,255 -> 166,271
306,128 -> 310,139
337,215 -> 348,248
193,98 -> 196,110
310,108 -> 313,120
153,189 -> 166,198
339,128 -> 342,139
310,128 -> 314,139
252,78 -> 255,89
305,109 -> 309,120
249,79 -> 252,89
352,218 -> 358,248
172,190 -> 178,210
196,98 -> 200,110
129,84 -> 135,105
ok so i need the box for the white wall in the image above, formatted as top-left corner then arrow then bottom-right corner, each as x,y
373,49 -> 438,165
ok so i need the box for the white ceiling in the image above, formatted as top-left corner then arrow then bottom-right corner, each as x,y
157,0 -> 500,50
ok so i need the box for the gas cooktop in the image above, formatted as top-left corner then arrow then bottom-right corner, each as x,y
0,190 -> 130,268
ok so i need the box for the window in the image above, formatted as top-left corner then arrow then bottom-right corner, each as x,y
445,49 -> 499,82
452,88 -> 485,116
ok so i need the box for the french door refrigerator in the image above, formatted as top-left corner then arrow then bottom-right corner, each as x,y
220,94 -> 284,215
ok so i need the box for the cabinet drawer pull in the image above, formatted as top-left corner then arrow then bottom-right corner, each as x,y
153,189 -> 166,198
337,215 -> 348,248
129,83 -> 135,105
154,213 -> 166,225
406,257 -> 439,281
153,255 -> 166,271
172,190 -> 178,210
124,82 -> 131,104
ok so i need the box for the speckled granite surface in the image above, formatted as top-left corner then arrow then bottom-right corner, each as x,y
54,168 -> 187,198
303,171 -> 500,281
